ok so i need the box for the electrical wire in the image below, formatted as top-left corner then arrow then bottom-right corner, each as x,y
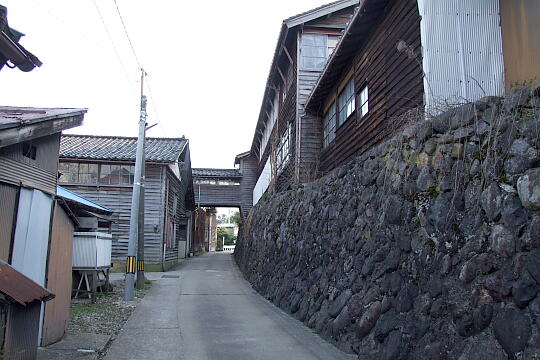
92,0 -> 136,95
112,0 -> 142,68
145,75 -> 169,137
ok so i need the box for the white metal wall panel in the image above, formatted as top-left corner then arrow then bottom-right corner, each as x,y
418,0 -> 505,114
253,158 -> 272,206
11,188 -> 53,286
72,232 -> 112,268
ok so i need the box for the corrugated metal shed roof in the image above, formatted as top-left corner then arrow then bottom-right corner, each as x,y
192,168 -> 242,179
60,135 -> 188,163
57,186 -> 113,214
0,261 -> 54,306
0,107 -> 87,130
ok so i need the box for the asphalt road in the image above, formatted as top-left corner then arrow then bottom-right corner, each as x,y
105,252 -> 355,360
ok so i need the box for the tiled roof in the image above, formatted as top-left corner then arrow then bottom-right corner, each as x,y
60,135 -> 187,163
192,168 -> 242,179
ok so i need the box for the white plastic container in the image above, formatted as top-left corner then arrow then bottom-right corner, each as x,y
72,232 -> 112,269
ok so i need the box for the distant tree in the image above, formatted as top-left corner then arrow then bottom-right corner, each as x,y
230,211 -> 241,226
217,227 -> 236,246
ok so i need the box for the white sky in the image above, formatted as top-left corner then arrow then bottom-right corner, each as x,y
0,0 -> 325,169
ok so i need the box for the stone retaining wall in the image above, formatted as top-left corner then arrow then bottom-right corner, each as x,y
235,88 -> 540,359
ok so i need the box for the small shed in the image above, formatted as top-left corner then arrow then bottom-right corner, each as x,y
0,261 -> 54,360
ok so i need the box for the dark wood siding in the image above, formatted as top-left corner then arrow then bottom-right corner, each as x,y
194,183 -> 241,207
320,0 -> 423,173
61,163 -> 165,265
239,156 -> 258,217
163,168 -> 185,265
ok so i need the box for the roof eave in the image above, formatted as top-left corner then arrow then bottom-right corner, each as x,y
285,0 -> 360,28
0,112 -> 86,149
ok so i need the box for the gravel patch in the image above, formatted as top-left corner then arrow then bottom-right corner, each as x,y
67,279 -> 151,359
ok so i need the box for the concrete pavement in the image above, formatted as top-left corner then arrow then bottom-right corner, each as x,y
105,252 -> 356,360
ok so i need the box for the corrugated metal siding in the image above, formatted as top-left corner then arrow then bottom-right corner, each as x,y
11,188 -> 53,286
0,134 -> 60,174
0,157 -> 57,195
418,0 -> 505,113
4,302 -> 41,360
60,164 -> 165,265
500,0 -> 540,90
72,232 -> 112,268
42,203 -> 74,346
0,183 -> 18,261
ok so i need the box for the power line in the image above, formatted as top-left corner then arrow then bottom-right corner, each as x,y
112,0 -> 142,68
92,0 -> 136,95
145,75 -> 169,137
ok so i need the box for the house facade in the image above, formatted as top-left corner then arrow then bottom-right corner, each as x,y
0,106 -> 86,357
304,0 -> 540,175
59,135 -> 195,271
243,0 -> 359,205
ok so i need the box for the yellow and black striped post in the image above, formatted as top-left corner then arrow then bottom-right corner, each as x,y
137,260 -> 144,272
125,256 -> 137,274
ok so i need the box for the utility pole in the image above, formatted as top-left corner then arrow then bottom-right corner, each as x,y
124,68 -> 147,300
136,118 -> 146,289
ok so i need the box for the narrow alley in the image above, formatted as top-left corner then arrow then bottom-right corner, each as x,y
105,252 -> 355,360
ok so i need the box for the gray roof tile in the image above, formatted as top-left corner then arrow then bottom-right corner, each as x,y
60,134 -> 187,163
192,168 -> 242,178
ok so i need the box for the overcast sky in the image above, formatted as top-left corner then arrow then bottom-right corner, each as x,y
0,0 -> 326,169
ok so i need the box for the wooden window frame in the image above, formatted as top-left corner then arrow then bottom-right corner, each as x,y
322,101 -> 336,149
337,77 -> 356,128
358,84 -> 369,119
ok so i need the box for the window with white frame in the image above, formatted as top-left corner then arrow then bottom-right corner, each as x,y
301,34 -> 340,70
276,124 -> 291,172
323,102 -> 336,148
337,78 -> 355,126
359,85 -> 369,118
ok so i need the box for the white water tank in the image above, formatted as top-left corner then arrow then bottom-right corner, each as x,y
72,232 -> 112,269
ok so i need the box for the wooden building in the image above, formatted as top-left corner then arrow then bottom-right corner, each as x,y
59,135 -> 195,271
302,0 -> 540,176
241,0 -> 360,205
0,106 -> 86,357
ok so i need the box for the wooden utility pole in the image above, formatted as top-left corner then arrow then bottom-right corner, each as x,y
124,68 -> 147,300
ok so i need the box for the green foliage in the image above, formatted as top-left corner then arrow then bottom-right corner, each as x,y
217,227 -> 236,246
230,211 -> 241,226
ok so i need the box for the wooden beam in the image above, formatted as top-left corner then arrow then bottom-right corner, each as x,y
277,66 -> 286,83
283,45 -> 294,65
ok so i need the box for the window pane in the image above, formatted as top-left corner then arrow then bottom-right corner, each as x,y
121,165 -> 133,184
110,165 -> 121,184
301,34 -> 326,70
360,86 -> 369,118
328,36 -> 339,56
99,164 -> 111,184
59,162 -> 78,183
